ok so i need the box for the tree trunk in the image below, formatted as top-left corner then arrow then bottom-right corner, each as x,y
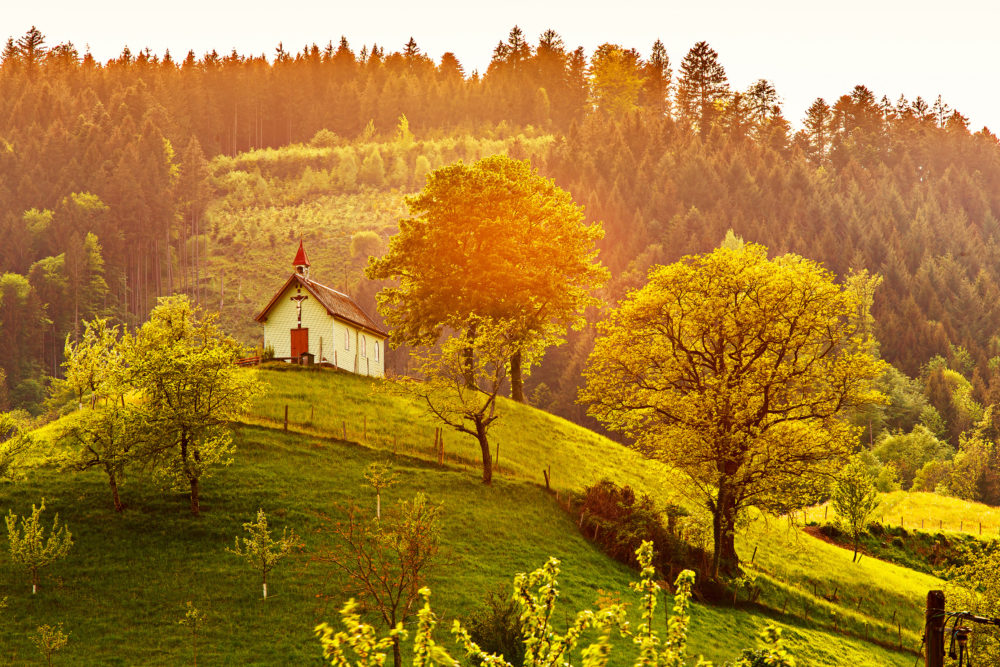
710,484 -> 739,579
463,323 -> 477,389
108,470 -> 124,512
190,477 -> 201,516
852,538 -> 859,563
476,418 -> 493,485
510,350 -> 525,402
391,636 -> 402,667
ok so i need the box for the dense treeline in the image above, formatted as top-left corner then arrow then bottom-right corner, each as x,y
4,22 -> 1000,451
537,85 -> 1000,423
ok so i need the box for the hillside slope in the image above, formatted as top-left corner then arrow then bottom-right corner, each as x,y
0,366 -> 937,665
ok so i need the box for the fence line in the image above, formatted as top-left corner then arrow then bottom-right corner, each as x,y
801,506 -> 999,537
242,408 -> 532,484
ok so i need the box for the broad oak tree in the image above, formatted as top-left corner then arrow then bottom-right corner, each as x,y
580,243 -> 886,578
367,154 -> 607,402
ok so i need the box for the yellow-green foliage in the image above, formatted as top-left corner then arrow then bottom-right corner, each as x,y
317,541 -> 722,667
581,242 -> 886,575
5,498 -> 73,594
226,508 -> 302,598
33,623 -> 69,666
0,411 -> 32,481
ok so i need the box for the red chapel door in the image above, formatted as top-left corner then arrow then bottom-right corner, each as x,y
290,328 -> 309,359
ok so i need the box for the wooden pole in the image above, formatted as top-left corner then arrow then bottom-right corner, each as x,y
925,590 -> 945,667
342,421 -> 346,440
283,405 -> 288,431
310,405 -> 314,422
363,415 -> 367,441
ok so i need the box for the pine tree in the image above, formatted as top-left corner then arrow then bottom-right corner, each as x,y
640,39 -> 671,115
675,41 -> 729,132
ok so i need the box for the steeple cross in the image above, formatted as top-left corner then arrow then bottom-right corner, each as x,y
290,292 -> 309,328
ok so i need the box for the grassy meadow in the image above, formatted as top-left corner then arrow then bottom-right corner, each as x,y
0,365 -> 938,665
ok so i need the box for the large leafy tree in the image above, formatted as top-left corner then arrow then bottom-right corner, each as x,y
128,295 -> 263,515
581,243 -> 886,577
367,155 -> 607,402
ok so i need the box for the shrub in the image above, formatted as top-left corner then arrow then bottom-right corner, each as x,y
463,587 -> 525,666
576,479 -> 705,577
310,129 -> 340,148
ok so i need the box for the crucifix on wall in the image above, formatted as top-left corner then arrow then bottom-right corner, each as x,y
290,291 -> 308,328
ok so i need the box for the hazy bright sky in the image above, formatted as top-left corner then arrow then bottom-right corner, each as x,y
5,0 -> 998,130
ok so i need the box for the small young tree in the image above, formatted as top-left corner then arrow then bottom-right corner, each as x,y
33,623 -> 69,666
6,499 -> 73,594
832,456 -> 881,562
179,602 -> 206,667
0,411 -> 32,482
226,508 -> 302,599
363,461 -> 398,519
397,316 -> 531,484
314,493 -> 444,667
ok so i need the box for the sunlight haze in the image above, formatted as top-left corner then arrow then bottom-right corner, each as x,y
7,0 -> 998,129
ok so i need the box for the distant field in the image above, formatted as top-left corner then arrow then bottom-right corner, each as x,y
804,490 -> 1000,536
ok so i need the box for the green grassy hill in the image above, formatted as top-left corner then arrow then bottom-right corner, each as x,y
0,366 -> 943,664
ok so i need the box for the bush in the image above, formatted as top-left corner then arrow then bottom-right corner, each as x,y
463,587 -> 525,666
576,479 -> 704,576
309,129 -> 340,148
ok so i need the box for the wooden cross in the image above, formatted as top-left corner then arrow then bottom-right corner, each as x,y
290,292 -> 308,328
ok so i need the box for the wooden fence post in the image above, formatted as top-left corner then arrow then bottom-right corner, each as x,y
310,404 -> 314,422
543,465 -> 551,491
925,590 -> 945,667
342,421 -> 347,440
363,415 -> 367,441
284,405 -> 288,431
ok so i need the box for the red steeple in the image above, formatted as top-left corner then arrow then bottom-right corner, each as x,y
292,240 -> 310,268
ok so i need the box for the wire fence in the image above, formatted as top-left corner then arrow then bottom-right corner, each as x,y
801,505 -> 1000,537
241,405 -> 549,490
